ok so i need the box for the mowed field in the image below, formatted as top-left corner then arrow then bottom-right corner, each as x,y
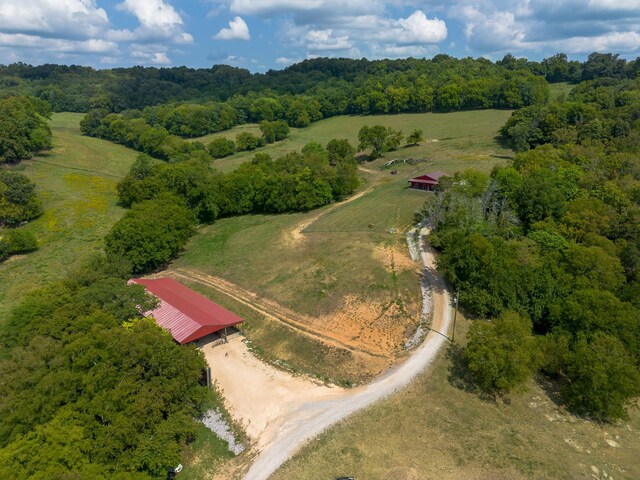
272,314 -> 640,480
0,113 -> 139,320
195,109 -> 514,172
174,110 -> 514,382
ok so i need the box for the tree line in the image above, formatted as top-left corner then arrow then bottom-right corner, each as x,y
0,171 -> 41,262
421,77 -> 640,420
106,139 -> 359,273
0,95 -> 49,261
80,106 -> 292,162
1,53 -> 637,113
499,76 -> 640,152
79,69 -> 548,152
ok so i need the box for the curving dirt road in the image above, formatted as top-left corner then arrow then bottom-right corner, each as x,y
243,227 -> 453,480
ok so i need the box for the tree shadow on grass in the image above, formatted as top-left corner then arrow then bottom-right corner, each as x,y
446,343 -> 503,404
535,373 -> 567,410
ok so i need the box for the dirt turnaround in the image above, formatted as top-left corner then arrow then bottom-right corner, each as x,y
219,228 -> 454,480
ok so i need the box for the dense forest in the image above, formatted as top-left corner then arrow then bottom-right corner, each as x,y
0,257 -> 209,478
77,56 -> 551,161
1,53 -> 638,113
422,76 -> 640,420
0,96 -> 51,164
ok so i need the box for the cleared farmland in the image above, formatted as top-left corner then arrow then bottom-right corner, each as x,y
195,109 -> 514,172
0,113 -> 139,320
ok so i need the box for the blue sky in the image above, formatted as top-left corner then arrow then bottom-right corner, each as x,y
0,0 -> 639,71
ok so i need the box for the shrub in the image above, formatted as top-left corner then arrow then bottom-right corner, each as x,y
207,137 -> 236,158
235,131 -> 262,151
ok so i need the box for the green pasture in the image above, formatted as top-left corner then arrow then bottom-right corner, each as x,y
306,179 -> 427,234
0,113 -> 138,320
194,110 -> 514,172
179,109 -> 512,317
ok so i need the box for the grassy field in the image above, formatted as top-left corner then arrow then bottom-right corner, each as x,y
174,184 -> 424,317
175,110 -> 513,382
0,113 -> 139,320
549,82 -> 575,100
272,314 -> 640,480
194,109 -> 514,172
181,110 -> 514,309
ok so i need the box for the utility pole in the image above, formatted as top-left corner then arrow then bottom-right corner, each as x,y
451,290 -> 459,343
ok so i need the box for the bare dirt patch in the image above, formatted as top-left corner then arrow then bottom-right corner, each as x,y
169,263 -> 419,360
202,336 -> 344,449
372,243 -> 417,273
169,268 -> 390,359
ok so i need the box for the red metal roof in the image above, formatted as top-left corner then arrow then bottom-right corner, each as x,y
409,172 -> 449,184
131,278 -> 243,344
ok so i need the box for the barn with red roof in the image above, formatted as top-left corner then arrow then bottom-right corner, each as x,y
131,277 -> 243,344
408,171 -> 449,191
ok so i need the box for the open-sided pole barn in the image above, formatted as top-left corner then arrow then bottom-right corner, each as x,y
131,277 -> 243,344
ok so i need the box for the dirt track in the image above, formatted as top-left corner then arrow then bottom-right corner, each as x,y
221,228 -> 453,480
169,268 -> 392,359
287,185 -> 374,245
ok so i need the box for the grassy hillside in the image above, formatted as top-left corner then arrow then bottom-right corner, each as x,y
271,314 -> 640,480
195,109 -> 514,172
175,110 -> 513,382
0,113 -> 139,319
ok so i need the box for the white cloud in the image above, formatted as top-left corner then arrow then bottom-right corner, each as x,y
0,0 -> 108,38
230,0 -> 319,15
215,16 -> 251,40
281,9 -> 446,58
304,29 -> 351,50
370,44 -> 439,58
586,0 -> 640,11
549,31 -> 640,53
275,56 -> 292,64
454,6 -> 525,51
229,0 -> 381,17
450,1 -> 640,55
131,47 -> 172,64
0,32 -> 116,53
117,0 -> 193,43
118,0 -> 183,30
0,0 -> 192,65
379,10 -> 447,44
151,52 -> 171,64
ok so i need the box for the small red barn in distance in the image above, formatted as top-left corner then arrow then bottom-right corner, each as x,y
408,171 -> 449,191
131,278 -> 243,344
